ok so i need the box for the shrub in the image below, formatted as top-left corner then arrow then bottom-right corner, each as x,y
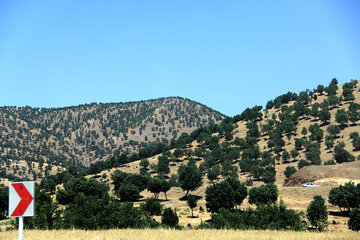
328,182 -> 360,212
324,160 -> 336,165
298,159 -> 311,169
262,166 -> 276,183
248,183 -> 278,205
116,183 -> 140,202
209,201 -> 305,230
348,208 -> 360,232
245,178 -> 253,186
334,143 -> 355,163
140,198 -> 163,216
284,166 -> 297,178
205,178 -> 247,213
162,208 -> 179,227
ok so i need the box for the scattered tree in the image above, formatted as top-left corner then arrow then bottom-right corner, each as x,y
307,195 -> 328,231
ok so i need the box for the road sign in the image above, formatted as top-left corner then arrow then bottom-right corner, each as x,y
9,181 -> 35,217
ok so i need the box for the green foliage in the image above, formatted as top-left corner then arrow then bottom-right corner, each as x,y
208,201 -> 305,230
24,190 -> 62,230
0,186 -> 8,220
324,160 -> 336,165
187,194 -> 198,217
162,208 -> 179,227
348,102 -> 360,124
111,170 -> 128,191
328,95 -> 340,108
325,135 -> 335,149
308,123 -> 323,142
245,178 -> 253,186
115,183 -> 140,202
348,208 -> 360,232
207,165 -> 220,181
157,155 -> 170,176
140,198 -> 163,216
56,177 -> 109,205
284,166 -> 297,178
147,177 -> 163,199
306,196 -> 328,231
63,196 -> 154,230
248,183 -> 278,205
262,166 -> 276,183
221,160 -> 237,177
168,174 -> 179,187
237,105 -> 263,121
342,81 -> 356,101
290,149 -> 299,160
173,148 -> 184,158
161,179 -> 171,200
328,181 -> 360,212
334,142 -> 355,163
325,78 -> 338,96
305,148 -> 321,165
281,150 -> 290,163
335,109 -> 349,129
294,138 -> 305,151
246,122 -> 260,138
327,124 -> 340,136
205,178 -> 247,213
140,158 -> 149,169
178,160 -> 203,196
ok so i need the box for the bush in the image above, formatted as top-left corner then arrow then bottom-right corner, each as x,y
334,143 -> 355,163
56,177 -> 109,205
245,178 -> 253,186
284,166 -> 297,178
298,159 -> 311,169
307,195 -> 328,231
205,178 -> 247,213
209,201 -> 305,230
324,160 -> 336,165
328,182 -> 360,212
208,166 -> 220,181
162,208 -> 179,227
116,183 -> 140,202
348,208 -> 360,232
262,166 -> 276,183
248,184 -> 278,205
140,198 -> 163,216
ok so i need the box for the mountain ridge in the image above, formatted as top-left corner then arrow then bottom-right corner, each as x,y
0,97 -> 225,181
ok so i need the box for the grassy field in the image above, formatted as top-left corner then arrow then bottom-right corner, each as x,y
1,229 -> 360,240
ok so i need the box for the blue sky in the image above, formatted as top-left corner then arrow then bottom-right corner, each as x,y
0,1 -> 359,116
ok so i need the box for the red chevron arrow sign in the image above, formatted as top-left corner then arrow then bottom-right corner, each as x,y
9,181 -> 34,217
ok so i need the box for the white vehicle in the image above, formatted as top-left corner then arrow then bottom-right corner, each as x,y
303,182 -> 320,187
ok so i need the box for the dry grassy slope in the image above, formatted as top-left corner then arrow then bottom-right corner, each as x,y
89,82 -> 359,230
0,97 -> 224,181
233,83 -> 360,186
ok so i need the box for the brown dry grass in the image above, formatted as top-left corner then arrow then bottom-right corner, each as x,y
1,229 -> 360,240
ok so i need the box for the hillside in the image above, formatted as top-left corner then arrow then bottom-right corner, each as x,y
86,79 -> 360,229
0,97 -> 225,181
1,79 -> 359,231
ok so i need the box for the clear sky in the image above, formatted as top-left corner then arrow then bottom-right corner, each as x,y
0,1 -> 359,116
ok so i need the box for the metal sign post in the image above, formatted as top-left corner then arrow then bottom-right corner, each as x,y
9,181 -> 35,240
